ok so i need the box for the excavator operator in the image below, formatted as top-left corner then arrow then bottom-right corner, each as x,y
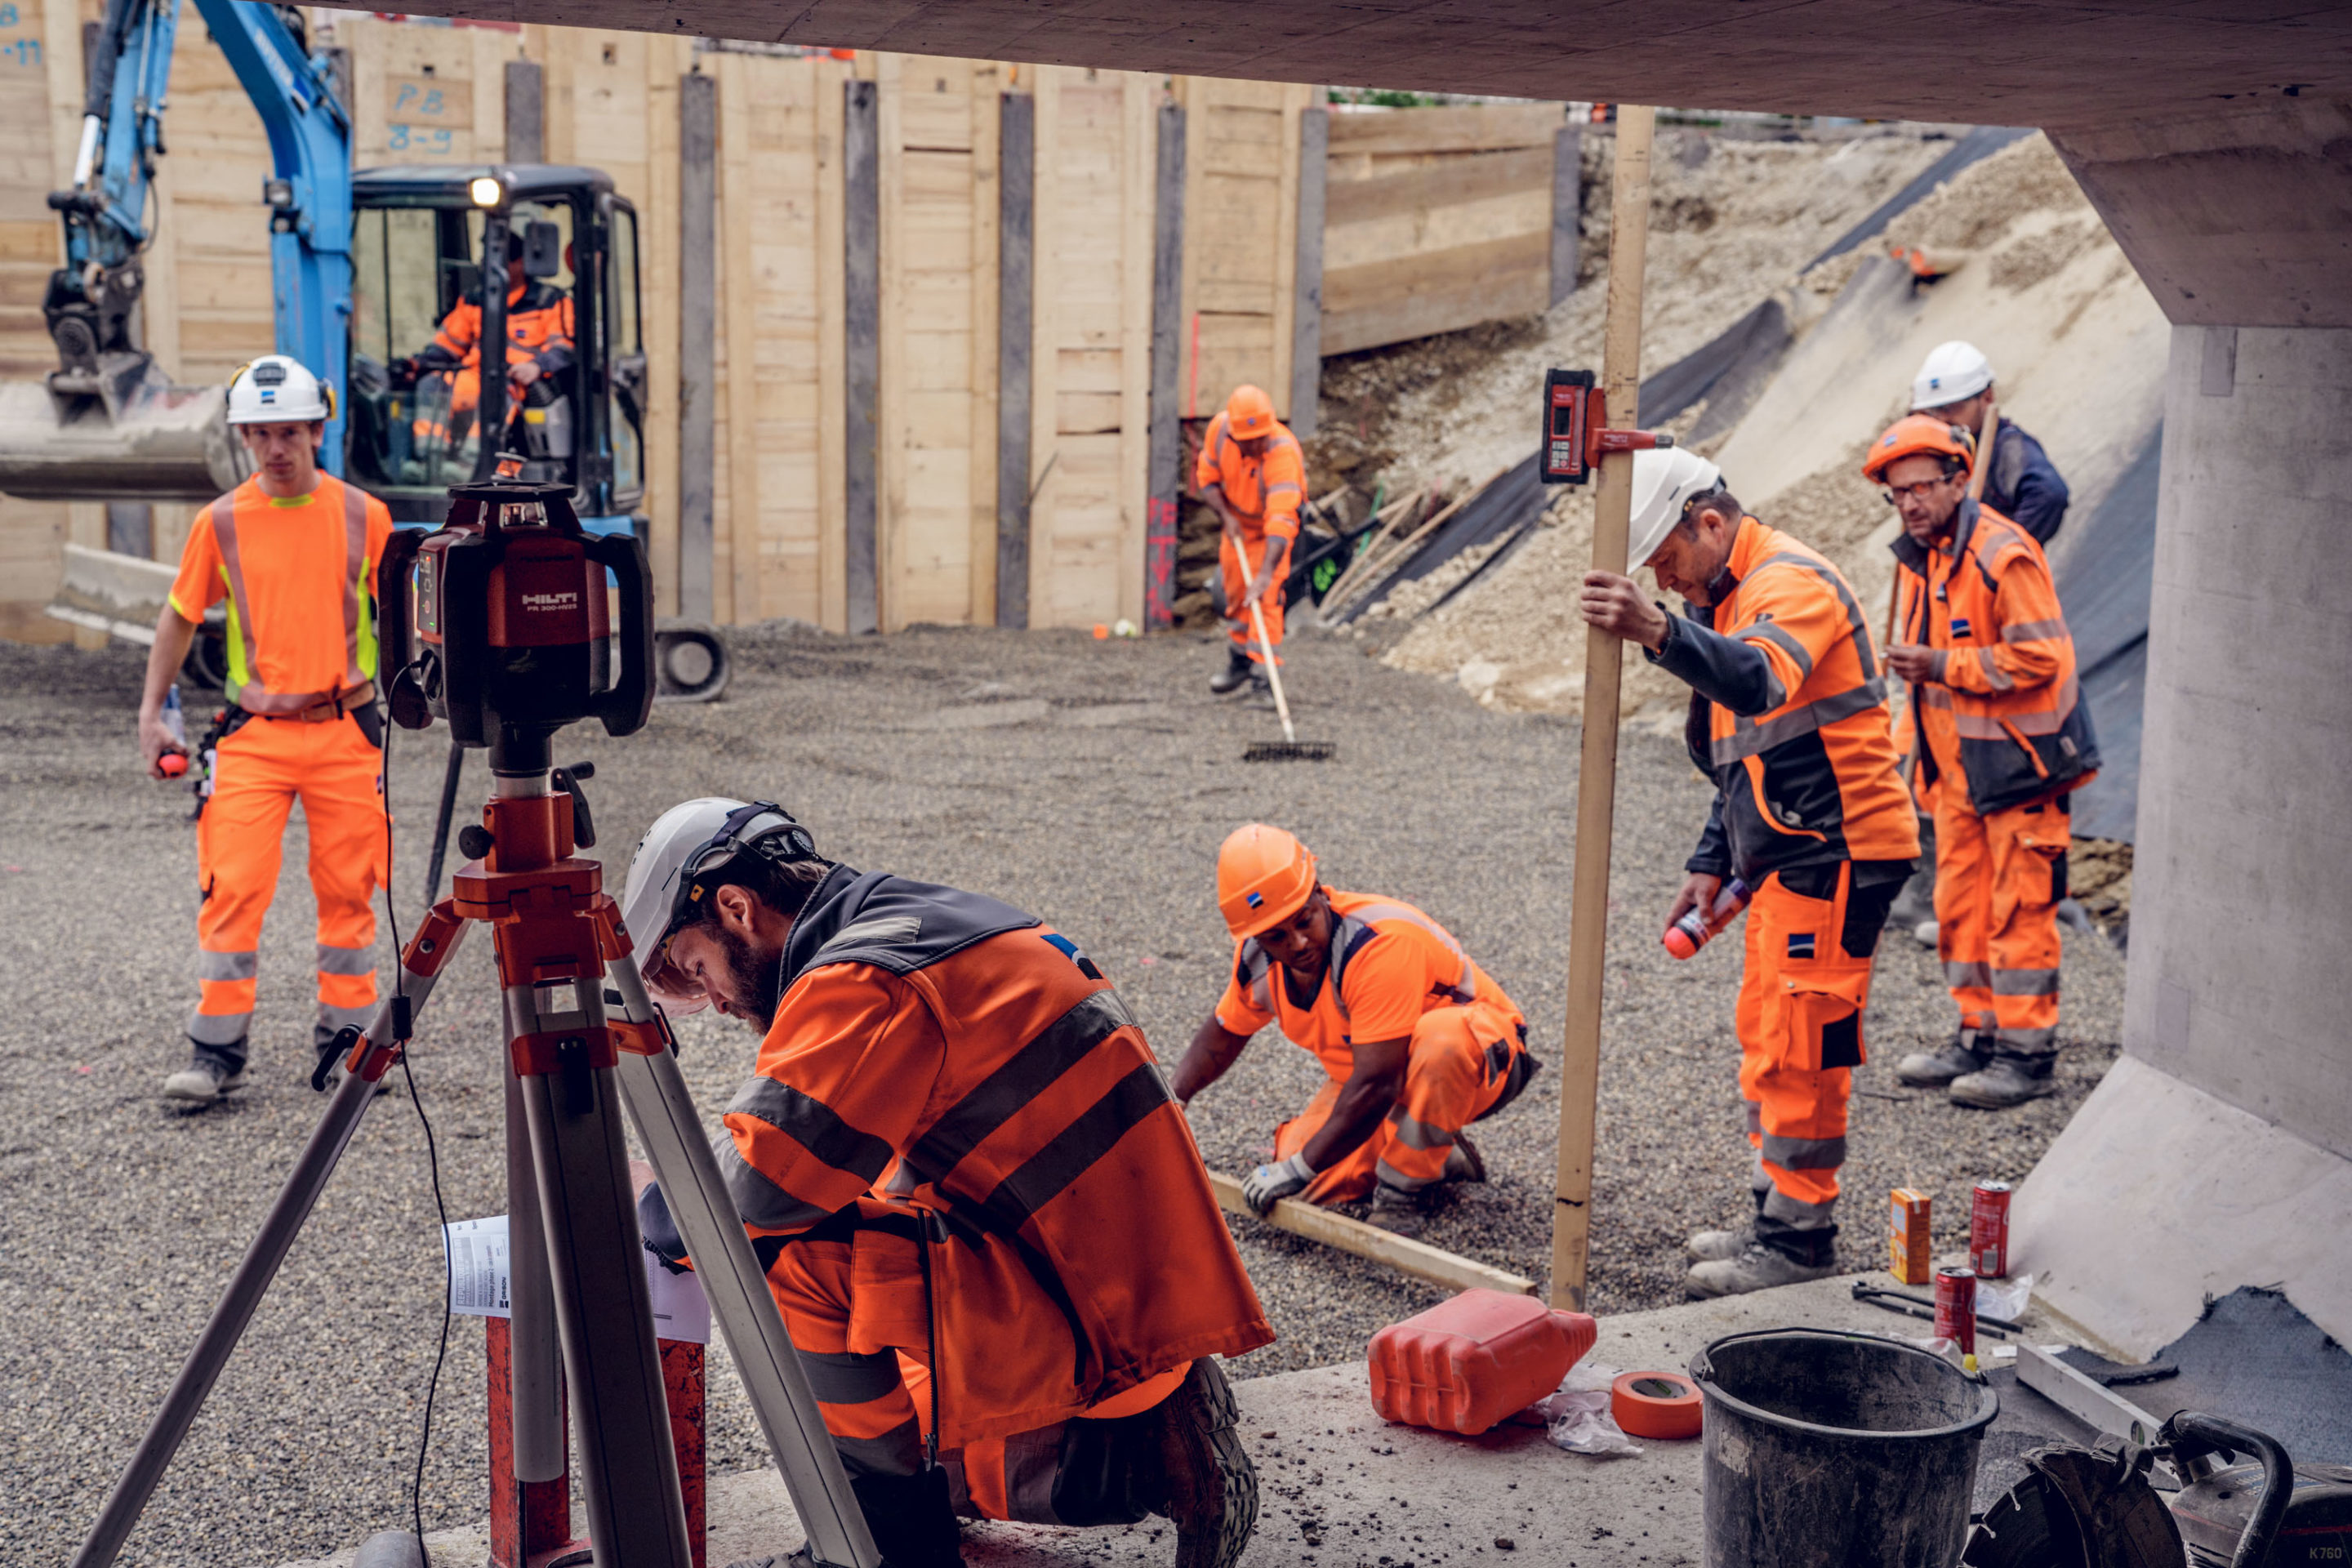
393,228 -> 573,452
622,799 -> 1272,1568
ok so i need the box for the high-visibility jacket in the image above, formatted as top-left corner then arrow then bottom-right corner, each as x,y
416,280 -> 577,386
1649,515 -> 1920,884
1193,410 -> 1305,545
1892,497 -> 2099,814
167,474 -> 395,715
716,866 -> 1271,1439
1216,888 -> 1526,1083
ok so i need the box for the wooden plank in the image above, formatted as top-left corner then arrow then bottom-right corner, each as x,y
1205,1171 -> 1537,1298
994,87 -> 1031,629
1144,98 -> 1183,628
1323,229 -> 1553,316
1325,102 -> 1563,157
719,54 -> 764,627
1290,105 -> 1326,439
676,68 -> 718,623
1325,185 -> 1553,273
1552,123 -> 1583,308
506,57 -> 545,163
842,76 -> 880,635
816,57 -> 849,632
1322,144 -> 1552,228
1321,274 -> 1550,357
966,60 -> 1001,627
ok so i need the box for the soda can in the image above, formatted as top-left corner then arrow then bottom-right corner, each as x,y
1935,1266 -> 1978,1355
1969,1181 -> 2012,1279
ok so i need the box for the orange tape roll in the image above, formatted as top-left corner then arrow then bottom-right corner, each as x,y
1611,1371 -> 1703,1440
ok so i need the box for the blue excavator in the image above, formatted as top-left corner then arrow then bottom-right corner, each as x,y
15,0 -> 726,703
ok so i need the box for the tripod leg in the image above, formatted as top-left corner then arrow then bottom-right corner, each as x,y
71,936 -> 466,1568
511,978 -> 693,1568
606,960 -> 879,1568
423,739 -> 466,906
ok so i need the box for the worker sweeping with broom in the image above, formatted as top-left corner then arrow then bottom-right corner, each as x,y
1197,385 -> 1304,708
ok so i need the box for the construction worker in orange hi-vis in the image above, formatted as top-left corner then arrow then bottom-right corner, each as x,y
1868,415 -> 2098,1111
623,800 -> 1272,1568
393,229 -> 575,452
136,355 -> 396,1110
1172,825 -> 1542,1239
1196,384 -> 1305,706
1579,449 -> 1920,1298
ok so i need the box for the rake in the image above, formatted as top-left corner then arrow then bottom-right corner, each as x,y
1241,599 -> 1334,762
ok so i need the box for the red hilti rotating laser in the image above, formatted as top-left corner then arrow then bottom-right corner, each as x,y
70,480 -> 876,1568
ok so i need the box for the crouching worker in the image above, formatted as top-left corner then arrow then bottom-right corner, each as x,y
1577,450 -> 1918,1298
622,800 -> 1272,1568
1173,825 -> 1541,1237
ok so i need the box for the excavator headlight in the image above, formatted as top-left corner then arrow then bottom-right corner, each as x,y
469,176 -> 502,208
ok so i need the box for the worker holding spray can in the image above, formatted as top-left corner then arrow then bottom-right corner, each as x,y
1578,449 -> 1918,1297
134,355 -> 395,1109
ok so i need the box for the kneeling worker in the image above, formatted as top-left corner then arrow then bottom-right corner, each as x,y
1578,450 -> 1918,1297
1173,825 -> 1540,1236
624,800 -> 1271,1568
1869,416 -> 2097,1108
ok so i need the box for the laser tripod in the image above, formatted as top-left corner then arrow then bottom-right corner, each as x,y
71,480 -> 879,1568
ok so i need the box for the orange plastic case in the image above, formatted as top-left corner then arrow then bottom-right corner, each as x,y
1367,1289 -> 1597,1435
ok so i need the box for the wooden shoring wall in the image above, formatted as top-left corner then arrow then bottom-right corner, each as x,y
1025,65 -> 1156,631
1321,101 -> 1568,356
0,0 -> 74,640
1169,75 -> 1312,424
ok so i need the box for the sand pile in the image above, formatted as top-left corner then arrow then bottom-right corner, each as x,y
1372,133 -> 2169,725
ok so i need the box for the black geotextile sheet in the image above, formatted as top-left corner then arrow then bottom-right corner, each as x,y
2052,425 -> 2161,843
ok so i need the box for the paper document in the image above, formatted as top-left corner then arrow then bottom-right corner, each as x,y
441,1214 -> 711,1344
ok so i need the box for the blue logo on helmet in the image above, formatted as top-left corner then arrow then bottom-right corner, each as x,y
1245,891 -> 1263,908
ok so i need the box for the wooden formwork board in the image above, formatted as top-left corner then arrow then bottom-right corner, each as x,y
1173,75 -> 1312,423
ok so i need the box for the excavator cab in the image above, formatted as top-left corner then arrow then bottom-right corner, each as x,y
347,165 -> 645,532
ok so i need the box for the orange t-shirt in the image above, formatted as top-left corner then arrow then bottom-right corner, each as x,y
1215,889 -> 1521,1082
167,474 -> 395,698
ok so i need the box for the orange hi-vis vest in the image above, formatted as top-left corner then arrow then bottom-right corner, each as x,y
167,474 -> 395,716
719,868 -> 1272,1436
1217,888 -> 1526,1083
1893,498 -> 2100,813
1193,410 -> 1306,542
423,280 -> 576,378
1666,516 -> 1921,884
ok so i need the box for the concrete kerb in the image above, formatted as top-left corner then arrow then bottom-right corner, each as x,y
266,1275 -> 1994,1568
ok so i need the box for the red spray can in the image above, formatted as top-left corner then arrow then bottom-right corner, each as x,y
1969,1181 -> 2011,1279
1934,1266 -> 1978,1356
1664,880 -> 1752,960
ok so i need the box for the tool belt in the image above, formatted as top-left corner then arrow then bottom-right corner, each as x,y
238,681 -> 376,724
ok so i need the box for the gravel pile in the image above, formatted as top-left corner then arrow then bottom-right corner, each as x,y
0,624 -> 2122,1566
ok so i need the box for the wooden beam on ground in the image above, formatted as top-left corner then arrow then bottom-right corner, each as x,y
1548,103 -> 1656,1314
1206,1171 -> 1536,1298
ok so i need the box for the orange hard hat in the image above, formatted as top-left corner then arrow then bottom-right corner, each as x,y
1226,384 -> 1277,442
1217,823 -> 1317,938
1862,413 -> 1976,483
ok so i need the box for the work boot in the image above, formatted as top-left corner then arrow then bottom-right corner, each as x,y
1912,918 -> 1940,949
1242,671 -> 1276,710
1684,1228 -> 1753,1263
1208,649 -> 1253,695
1140,1358 -> 1258,1568
163,1049 -> 247,1107
1684,1242 -> 1838,1300
1895,1031 -> 1984,1088
841,1468 -> 964,1568
1370,1181 -> 1432,1239
1441,1132 -> 1486,1184
1949,1057 -> 2058,1111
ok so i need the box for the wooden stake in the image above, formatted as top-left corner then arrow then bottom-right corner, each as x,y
1206,1172 -> 1537,1298
1548,104 -> 1655,1313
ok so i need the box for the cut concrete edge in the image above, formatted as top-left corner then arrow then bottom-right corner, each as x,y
2013,1052 -> 2352,1361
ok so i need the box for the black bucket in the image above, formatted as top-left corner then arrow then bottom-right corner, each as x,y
1690,1329 -> 1998,1568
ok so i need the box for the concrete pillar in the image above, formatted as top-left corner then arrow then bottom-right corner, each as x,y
2015,323 -> 2352,1354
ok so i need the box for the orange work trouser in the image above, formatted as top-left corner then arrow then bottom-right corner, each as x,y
1932,785 -> 2067,1065
764,1199 -> 1184,1522
1735,865 -> 1886,1265
191,711 -> 385,1066
1218,532 -> 1285,665
1275,1001 -> 1526,1205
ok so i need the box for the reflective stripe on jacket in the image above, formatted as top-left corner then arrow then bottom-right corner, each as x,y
720,866 -> 1272,1418
1654,515 -> 1920,884
1892,497 -> 2099,814
1192,411 -> 1305,541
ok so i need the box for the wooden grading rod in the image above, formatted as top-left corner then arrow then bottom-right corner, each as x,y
1207,1171 -> 1536,1298
1548,105 -> 1657,1313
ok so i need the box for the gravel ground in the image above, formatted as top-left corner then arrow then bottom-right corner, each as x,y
0,623 -> 2123,1566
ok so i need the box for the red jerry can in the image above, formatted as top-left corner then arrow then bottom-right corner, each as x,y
1367,1289 -> 1598,1435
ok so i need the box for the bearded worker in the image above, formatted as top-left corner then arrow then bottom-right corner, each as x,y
622,800 -> 1271,1568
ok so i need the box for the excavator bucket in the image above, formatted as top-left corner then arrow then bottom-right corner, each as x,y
0,353 -> 248,502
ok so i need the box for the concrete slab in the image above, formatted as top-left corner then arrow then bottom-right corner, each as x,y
274,1276 -> 2015,1568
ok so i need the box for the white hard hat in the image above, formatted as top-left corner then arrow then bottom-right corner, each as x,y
621,797 -> 821,1014
1909,341 -> 1993,412
226,354 -> 335,425
1628,448 -> 1725,569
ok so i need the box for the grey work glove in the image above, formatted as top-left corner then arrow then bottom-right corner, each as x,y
1241,1152 -> 1316,1214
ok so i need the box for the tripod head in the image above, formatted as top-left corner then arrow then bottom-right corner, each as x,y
379,479 -> 654,776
